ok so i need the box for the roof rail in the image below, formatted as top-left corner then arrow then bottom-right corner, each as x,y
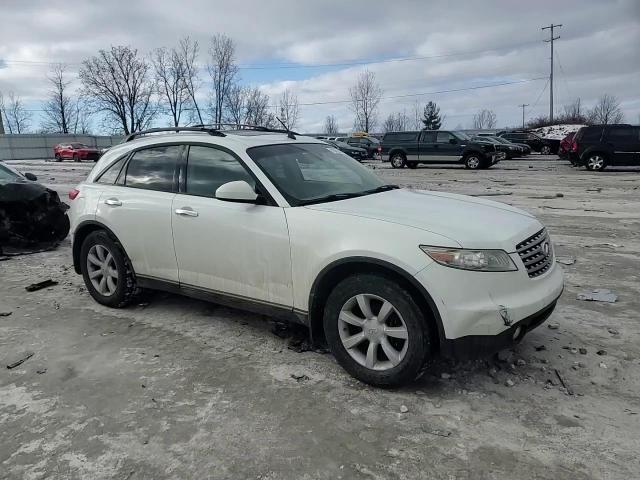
192,123 -> 299,137
124,126 -> 226,142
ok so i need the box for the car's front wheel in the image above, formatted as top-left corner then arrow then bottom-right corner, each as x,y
390,153 -> 405,169
80,231 -> 137,308
54,153 -> 62,162
540,145 -> 552,155
464,154 -> 482,169
323,274 -> 431,387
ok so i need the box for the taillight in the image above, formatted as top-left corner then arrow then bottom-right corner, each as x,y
377,146 -> 382,152
571,141 -> 578,152
69,188 -> 80,200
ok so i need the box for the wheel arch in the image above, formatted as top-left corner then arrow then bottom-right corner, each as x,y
388,148 -> 407,159
307,257 -> 445,351
72,220 -> 125,274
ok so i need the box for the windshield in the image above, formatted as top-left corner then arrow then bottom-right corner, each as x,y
0,163 -> 22,183
453,131 -> 471,140
71,143 -> 88,149
493,137 -> 512,144
247,143 -> 387,206
474,136 -> 499,144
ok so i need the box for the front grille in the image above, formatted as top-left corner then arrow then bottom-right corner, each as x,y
516,229 -> 553,278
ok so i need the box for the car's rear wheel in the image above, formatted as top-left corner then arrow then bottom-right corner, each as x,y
585,153 -> 607,171
323,274 -> 431,387
73,153 -> 79,162
55,153 -> 62,162
390,153 -> 405,169
80,231 -> 137,308
540,145 -> 552,155
464,154 -> 482,169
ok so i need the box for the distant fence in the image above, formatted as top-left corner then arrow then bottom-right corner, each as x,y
0,134 -> 124,161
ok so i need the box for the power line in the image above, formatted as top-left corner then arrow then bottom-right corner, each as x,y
1,40 -> 542,71
21,76 -> 546,113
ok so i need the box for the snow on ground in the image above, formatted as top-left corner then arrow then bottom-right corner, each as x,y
533,124 -> 586,140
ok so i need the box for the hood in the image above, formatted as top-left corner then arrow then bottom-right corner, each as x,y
305,189 -> 542,251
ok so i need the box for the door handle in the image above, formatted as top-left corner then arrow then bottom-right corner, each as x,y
175,207 -> 199,217
104,198 -> 122,206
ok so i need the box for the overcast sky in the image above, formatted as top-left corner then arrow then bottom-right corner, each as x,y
1,0 -> 638,133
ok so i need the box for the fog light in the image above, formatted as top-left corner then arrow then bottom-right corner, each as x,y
512,326 -> 523,341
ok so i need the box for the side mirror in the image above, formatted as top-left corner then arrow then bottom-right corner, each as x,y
449,138 -> 458,144
24,172 -> 38,181
215,180 -> 258,203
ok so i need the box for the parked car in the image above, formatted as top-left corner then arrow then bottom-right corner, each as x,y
570,124 -> 640,171
470,135 -> 521,159
68,126 -> 563,387
498,131 -> 559,154
324,140 -> 368,161
559,132 -> 575,161
54,143 -> 101,162
0,162 -> 70,250
381,130 -> 503,169
337,136 -> 382,159
492,136 -> 531,156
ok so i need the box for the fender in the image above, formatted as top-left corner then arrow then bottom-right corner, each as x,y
72,220 -> 123,274
307,256 -> 446,348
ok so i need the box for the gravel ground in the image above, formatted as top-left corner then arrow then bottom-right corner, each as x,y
1,156 -> 639,480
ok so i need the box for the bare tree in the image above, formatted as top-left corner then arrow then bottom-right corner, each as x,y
410,101 -> 422,130
152,46 -> 190,127
79,46 -> 156,135
71,98 -> 92,134
382,111 -> 410,132
324,115 -> 338,135
244,87 -> 275,127
278,89 -> 299,130
208,34 -> 238,127
349,69 -> 382,132
224,84 -> 247,127
0,91 -> 31,133
472,109 -> 497,129
0,92 -> 7,134
178,37 -> 204,125
588,94 -> 624,124
41,63 -> 76,133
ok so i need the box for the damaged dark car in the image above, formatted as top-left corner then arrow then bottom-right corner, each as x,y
0,162 -> 70,255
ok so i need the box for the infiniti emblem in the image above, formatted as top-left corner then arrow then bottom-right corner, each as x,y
542,241 -> 550,256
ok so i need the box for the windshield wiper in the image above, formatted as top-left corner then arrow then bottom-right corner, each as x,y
299,185 -> 399,206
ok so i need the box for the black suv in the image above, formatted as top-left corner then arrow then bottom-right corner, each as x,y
498,131 -> 559,154
337,136 -> 381,159
381,130 -> 503,169
570,124 -> 640,171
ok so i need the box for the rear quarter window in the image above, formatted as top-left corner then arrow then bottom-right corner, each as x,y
580,127 -> 603,142
383,132 -> 418,142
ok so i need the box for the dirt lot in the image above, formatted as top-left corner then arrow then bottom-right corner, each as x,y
1,157 -> 639,479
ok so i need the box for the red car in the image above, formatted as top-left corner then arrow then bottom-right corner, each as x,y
558,132 -> 575,161
53,143 -> 100,162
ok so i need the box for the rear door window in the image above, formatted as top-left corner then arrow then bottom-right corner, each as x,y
185,146 -> 255,198
607,127 -> 636,142
420,132 -> 436,143
124,145 -> 181,192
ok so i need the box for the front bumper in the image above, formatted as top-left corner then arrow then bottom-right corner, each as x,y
490,152 -> 506,163
414,257 -> 564,359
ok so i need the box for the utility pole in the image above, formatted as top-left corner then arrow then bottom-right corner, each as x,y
519,104 -> 529,129
542,23 -> 562,123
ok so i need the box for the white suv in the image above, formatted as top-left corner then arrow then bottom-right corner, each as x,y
69,126 -> 564,387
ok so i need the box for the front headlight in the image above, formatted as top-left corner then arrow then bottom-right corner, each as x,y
420,246 -> 518,272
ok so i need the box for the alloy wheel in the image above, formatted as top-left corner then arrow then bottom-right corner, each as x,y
587,155 -> 604,170
338,294 -> 409,371
391,155 -> 404,168
87,244 -> 118,296
541,146 -> 551,155
466,156 -> 480,169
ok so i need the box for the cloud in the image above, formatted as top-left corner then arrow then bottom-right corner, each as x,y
0,0 -> 638,132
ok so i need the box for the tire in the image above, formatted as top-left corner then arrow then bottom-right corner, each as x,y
540,145 -> 552,155
390,153 -> 405,169
464,154 -> 482,169
406,161 -> 418,169
585,153 -> 607,171
323,274 -> 431,387
73,154 -> 79,163
80,230 -> 137,308
55,154 -> 62,162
